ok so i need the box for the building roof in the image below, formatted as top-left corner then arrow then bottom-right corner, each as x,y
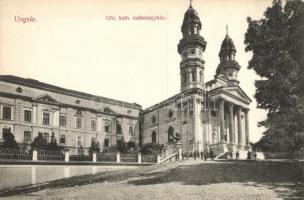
0,75 -> 142,110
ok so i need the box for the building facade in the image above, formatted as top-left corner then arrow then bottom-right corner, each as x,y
141,5 -> 252,155
0,76 -> 141,153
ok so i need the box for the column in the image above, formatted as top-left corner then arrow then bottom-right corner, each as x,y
208,108 -> 212,144
237,107 -> 243,147
219,100 -> 225,143
244,109 -> 250,146
228,103 -> 234,144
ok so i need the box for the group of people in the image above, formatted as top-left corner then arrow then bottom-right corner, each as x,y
182,149 -> 258,161
229,150 -> 257,160
183,149 -> 215,161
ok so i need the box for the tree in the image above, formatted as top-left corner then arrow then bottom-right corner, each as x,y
245,0 -> 304,152
31,132 -> 47,150
2,128 -> 18,149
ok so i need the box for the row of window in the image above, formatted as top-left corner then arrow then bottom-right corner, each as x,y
1,106 -> 135,135
151,110 -> 174,124
182,70 -> 203,84
150,126 -> 175,144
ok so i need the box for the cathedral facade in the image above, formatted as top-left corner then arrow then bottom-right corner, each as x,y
141,5 -> 252,155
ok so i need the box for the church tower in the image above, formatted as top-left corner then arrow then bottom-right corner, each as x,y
178,3 -> 207,92
215,28 -> 241,84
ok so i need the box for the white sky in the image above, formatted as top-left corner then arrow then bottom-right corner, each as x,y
0,0 -> 273,143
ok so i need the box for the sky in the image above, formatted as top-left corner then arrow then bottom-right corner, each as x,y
0,0 -> 273,143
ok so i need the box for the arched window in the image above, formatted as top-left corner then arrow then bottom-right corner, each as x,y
168,110 -> 173,118
129,126 -> 134,136
168,127 -> 174,143
116,123 -> 122,134
152,131 -> 157,143
152,115 -> 156,124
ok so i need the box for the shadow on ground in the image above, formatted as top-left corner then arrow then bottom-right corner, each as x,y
128,161 -> 304,199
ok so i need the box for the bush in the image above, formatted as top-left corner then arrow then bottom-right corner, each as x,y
31,133 -> 47,150
140,143 -> 164,155
2,128 -> 18,149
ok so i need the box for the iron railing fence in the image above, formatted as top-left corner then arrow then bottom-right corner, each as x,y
120,153 -> 137,162
141,154 -> 157,163
96,152 -> 116,162
0,147 -> 32,161
69,155 -> 91,161
37,150 -> 65,161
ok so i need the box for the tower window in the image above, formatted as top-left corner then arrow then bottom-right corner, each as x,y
129,126 -> 134,136
192,71 -> 196,82
183,73 -> 187,84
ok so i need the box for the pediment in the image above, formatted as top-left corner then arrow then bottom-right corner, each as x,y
223,86 -> 252,103
33,94 -> 60,104
103,107 -> 116,115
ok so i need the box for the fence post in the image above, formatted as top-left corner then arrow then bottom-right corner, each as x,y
92,152 -> 97,162
116,152 -> 120,163
157,154 -> 161,164
64,149 -> 70,162
32,149 -> 38,161
137,152 -> 141,164
178,147 -> 182,160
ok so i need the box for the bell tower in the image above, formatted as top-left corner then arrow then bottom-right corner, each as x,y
216,26 -> 241,84
178,3 -> 207,92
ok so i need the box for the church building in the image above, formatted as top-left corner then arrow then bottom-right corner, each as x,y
141,4 -> 252,155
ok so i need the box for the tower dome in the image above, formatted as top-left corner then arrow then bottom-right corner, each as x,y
181,5 -> 202,36
219,34 -> 236,57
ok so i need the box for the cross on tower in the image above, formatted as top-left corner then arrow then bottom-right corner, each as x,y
226,25 -> 228,35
